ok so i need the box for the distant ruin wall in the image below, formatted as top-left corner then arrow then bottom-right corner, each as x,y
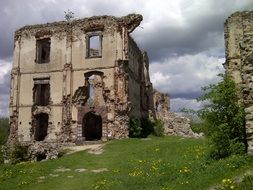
153,90 -> 200,137
224,11 -> 253,154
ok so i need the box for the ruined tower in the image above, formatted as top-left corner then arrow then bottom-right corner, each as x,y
8,14 -> 155,145
224,11 -> 253,154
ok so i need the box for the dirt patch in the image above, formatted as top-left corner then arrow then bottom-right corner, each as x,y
54,167 -> 71,172
91,168 -> 109,173
49,174 -> 59,177
75,168 -> 87,172
64,143 -> 105,155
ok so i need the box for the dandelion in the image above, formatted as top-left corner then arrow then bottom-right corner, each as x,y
221,178 -> 236,190
112,169 -> 119,173
179,166 -> 191,174
129,169 -> 143,177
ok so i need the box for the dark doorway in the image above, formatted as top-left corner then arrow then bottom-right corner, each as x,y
34,113 -> 49,141
82,112 -> 102,140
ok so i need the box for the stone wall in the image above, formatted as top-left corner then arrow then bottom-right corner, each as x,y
8,14 -> 144,146
224,11 -> 253,154
153,90 -> 200,137
8,13 -> 201,161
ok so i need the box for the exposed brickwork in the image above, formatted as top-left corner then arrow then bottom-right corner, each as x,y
224,11 -> 253,154
8,14 -> 197,160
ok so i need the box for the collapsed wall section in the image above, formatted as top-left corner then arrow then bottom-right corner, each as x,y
153,90 -> 200,137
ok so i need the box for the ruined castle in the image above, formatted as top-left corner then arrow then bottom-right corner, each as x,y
224,11 -> 253,154
8,14 -> 197,159
8,14 -> 159,145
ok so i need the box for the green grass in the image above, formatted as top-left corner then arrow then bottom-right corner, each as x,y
237,175 -> 253,190
0,136 -> 252,190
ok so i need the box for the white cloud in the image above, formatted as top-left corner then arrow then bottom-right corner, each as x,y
0,60 -> 11,83
151,72 -> 171,87
170,98 -> 205,112
150,53 -> 225,101
0,60 -> 11,117
0,0 -> 252,115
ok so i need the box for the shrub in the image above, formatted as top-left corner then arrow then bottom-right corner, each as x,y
129,117 -> 165,138
0,149 -> 3,164
153,119 -> 165,137
190,122 -> 206,134
199,74 -> 247,159
129,117 -> 142,138
9,141 -> 30,164
0,118 -> 10,145
140,117 -> 154,137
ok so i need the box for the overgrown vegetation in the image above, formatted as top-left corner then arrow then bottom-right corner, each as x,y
8,142 -> 30,164
198,74 -> 247,159
237,175 -> 253,189
0,118 -> 9,164
129,117 -> 164,138
153,119 -> 165,137
0,137 -> 252,190
180,108 -> 206,134
129,117 -> 142,138
0,118 -> 9,145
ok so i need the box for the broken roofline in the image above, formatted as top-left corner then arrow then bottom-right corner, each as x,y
15,13 -> 143,35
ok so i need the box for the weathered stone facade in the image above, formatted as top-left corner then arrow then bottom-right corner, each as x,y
8,14 -> 197,160
8,14 -> 155,147
224,11 -> 253,154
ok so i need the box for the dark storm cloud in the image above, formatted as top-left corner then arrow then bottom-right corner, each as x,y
0,0 -> 253,115
1,0 -> 253,61
0,0 -> 66,59
133,1 -> 253,61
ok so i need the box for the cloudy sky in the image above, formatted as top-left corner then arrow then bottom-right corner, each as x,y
0,0 -> 253,117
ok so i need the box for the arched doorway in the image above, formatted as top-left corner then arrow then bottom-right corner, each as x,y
34,113 -> 49,141
82,112 -> 102,140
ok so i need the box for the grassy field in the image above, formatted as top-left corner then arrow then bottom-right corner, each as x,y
0,136 -> 252,190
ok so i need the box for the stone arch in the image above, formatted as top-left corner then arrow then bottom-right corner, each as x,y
82,111 -> 102,140
84,70 -> 104,78
75,71 -> 108,142
34,113 -> 49,141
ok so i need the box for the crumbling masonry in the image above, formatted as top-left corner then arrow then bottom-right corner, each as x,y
8,14 -> 155,147
8,14 -> 194,158
224,11 -> 253,154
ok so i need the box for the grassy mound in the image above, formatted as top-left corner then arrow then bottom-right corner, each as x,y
0,136 -> 252,190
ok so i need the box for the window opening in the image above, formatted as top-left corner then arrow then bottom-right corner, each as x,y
87,35 -> 102,57
87,75 -> 95,107
33,78 -> 50,106
37,38 -> 50,63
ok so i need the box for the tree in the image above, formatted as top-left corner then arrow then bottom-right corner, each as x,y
198,74 -> 247,159
64,9 -> 75,21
